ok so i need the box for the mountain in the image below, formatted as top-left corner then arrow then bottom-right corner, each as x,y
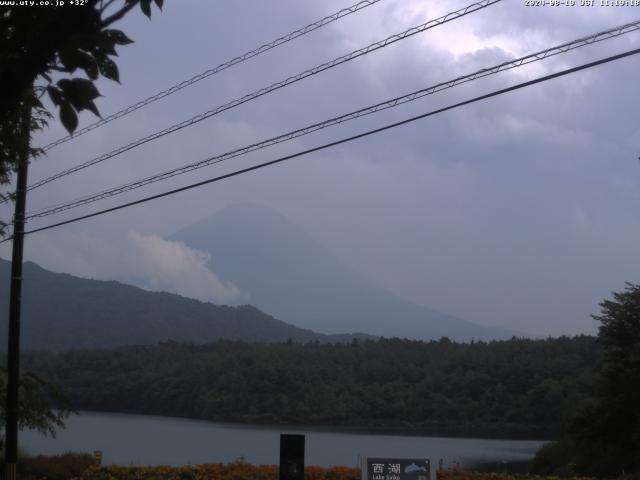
171,203 -> 518,341
0,259 -> 367,351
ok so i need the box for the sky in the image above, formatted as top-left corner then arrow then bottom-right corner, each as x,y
2,0 -> 640,337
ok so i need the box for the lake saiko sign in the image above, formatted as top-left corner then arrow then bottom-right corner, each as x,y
361,458 -> 431,480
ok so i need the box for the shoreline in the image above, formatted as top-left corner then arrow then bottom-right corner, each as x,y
73,409 -> 553,441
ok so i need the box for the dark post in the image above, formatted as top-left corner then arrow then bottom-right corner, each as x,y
279,434 -> 305,480
4,103 -> 31,480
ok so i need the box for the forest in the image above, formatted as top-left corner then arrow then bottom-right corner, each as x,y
24,335 -> 598,438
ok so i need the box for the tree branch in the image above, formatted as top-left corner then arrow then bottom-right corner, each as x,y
101,1 -> 138,28
45,64 -> 72,73
99,0 -> 118,13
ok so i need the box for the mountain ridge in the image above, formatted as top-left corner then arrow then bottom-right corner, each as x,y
0,258 -> 372,351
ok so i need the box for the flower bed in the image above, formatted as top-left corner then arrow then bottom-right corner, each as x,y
79,462 -> 360,480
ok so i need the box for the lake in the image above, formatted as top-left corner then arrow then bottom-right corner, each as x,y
20,411 -> 545,471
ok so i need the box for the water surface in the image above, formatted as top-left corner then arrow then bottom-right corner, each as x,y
20,411 -> 544,470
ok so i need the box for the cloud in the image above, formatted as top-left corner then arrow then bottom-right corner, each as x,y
5,230 -> 242,305
2,0 -> 638,338
122,231 -> 242,304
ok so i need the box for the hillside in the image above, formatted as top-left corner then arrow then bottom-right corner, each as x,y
0,259 -> 366,351
171,204 -> 519,341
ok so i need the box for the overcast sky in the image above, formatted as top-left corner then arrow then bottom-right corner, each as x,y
2,0 -> 640,336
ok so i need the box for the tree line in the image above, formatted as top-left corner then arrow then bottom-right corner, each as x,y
23,335 -> 598,439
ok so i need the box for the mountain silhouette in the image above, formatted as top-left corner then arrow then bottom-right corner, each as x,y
171,203 -> 518,341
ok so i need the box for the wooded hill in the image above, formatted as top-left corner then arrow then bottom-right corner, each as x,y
0,259 -> 370,350
24,336 -> 598,438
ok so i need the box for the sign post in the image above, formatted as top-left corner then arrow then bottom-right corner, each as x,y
279,434 -> 305,480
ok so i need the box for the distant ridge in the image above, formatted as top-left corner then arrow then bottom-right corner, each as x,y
171,203 -> 520,341
0,259 -> 371,351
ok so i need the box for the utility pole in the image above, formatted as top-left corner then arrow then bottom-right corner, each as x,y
4,102 -> 31,480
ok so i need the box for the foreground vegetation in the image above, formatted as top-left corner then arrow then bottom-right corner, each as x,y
2,456 -> 359,480
24,335 -> 598,438
7,458 -> 640,480
80,463 -> 359,480
0,452 -> 96,480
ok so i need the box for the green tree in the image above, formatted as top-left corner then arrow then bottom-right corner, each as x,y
532,283 -> 640,476
585,282 -> 640,474
0,367 -> 74,448
0,0 -> 163,231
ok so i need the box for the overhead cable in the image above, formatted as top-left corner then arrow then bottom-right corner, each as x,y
39,0 -> 386,152
7,46 -> 638,242
27,0 -> 501,193
25,19 -> 640,220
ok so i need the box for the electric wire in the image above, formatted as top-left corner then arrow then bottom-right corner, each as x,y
39,0 -> 386,152
25,19 -> 640,220
26,0 -> 501,193
4,46 -> 637,243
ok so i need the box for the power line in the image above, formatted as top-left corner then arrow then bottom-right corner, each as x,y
26,0 -> 501,193
39,0 -> 386,152
25,19 -> 640,220
7,46 -> 638,242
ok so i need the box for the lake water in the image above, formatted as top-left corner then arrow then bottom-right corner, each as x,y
20,412 -> 545,471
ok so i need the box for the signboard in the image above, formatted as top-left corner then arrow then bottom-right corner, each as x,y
362,458 -> 431,480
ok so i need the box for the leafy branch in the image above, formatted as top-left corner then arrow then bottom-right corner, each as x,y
0,0 -> 163,235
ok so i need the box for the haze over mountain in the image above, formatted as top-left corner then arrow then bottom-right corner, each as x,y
171,203 -> 519,341
0,259 -> 367,351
